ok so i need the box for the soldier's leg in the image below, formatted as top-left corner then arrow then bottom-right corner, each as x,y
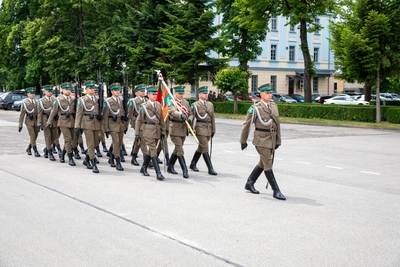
200,135 -> 216,175
95,131 -> 103,157
43,126 -> 51,159
140,139 -> 151,176
61,127 -> 75,166
190,135 -> 207,172
84,129 -> 99,173
46,127 -> 57,161
27,125 -> 40,157
78,133 -> 86,154
71,130 -> 81,159
167,135 -> 181,174
144,137 -> 164,180
131,140 -> 140,166
115,131 -> 124,171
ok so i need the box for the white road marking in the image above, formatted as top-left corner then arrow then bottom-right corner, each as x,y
361,171 -> 380,175
326,166 -> 343,169
223,150 -> 235,153
274,157 -> 282,160
295,161 -> 311,165
245,154 -> 258,157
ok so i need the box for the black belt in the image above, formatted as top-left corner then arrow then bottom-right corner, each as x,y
84,114 -> 93,116
60,113 -> 75,115
145,121 -> 157,125
197,120 -> 210,123
256,128 -> 275,132
43,113 -> 50,116
109,116 -> 121,118
170,119 -> 183,123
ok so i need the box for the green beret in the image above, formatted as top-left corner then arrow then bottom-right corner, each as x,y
43,85 -> 53,91
173,86 -> 185,93
197,86 -> 208,93
26,87 -> 36,93
95,86 -> 99,92
258,83 -> 272,92
109,83 -> 121,91
147,86 -> 157,93
61,82 -> 72,89
85,80 -> 96,88
70,86 -> 76,92
135,84 -> 146,92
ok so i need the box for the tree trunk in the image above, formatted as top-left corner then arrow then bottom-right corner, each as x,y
365,84 -> 371,102
376,70 -> 381,123
233,93 -> 238,114
240,29 -> 249,101
299,20 -> 313,103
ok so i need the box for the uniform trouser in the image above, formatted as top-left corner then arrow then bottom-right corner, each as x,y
195,135 -> 210,153
44,127 -> 58,150
256,146 -> 274,171
157,130 -> 169,154
77,133 -> 83,145
111,131 -> 124,158
72,130 -> 78,148
60,127 -> 75,153
84,129 -> 100,159
143,136 -> 159,157
170,135 -> 186,156
99,128 -> 105,144
26,124 -> 39,147
53,127 -> 61,145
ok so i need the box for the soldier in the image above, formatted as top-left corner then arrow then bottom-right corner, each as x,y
189,86 -> 217,175
75,88 -> 86,154
69,86 -> 81,160
103,83 -> 126,171
75,80 -> 103,173
135,86 -> 166,180
167,86 -> 192,178
47,82 -> 76,166
37,85 -> 57,161
18,87 -> 40,157
94,87 -> 106,157
240,83 -> 285,200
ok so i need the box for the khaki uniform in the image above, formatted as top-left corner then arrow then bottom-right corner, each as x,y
168,99 -> 192,156
19,98 -> 39,146
189,100 -> 216,153
128,96 -> 147,154
103,97 -> 125,158
38,95 -> 58,150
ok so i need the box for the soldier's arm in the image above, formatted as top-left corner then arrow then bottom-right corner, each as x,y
275,107 -> 281,146
135,106 -> 143,136
74,99 -> 83,129
18,102 -> 26,128
47,100 -> 58,125
37,101 -> 43,126
103,102 -> 109,132
167,104 -> 180,119
211,103 -> 216,134
240,109 -> 253,144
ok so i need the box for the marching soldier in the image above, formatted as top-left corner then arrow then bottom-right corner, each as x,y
240,83 -> 285,200
51,87 -> 63,156
103,83 -> 126,171
189,86 -> 217,175
69,86 -> 81,160
135,86 -> 166,180
94,87 -> 106,157
167,86 -> 191,178
18,87 -> 40,157
37,85 -> 57,161
47,82 -> 76,166
75,80 -> 103,173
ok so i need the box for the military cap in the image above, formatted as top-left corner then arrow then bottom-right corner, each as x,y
109,83 -> 121,91
61,82 -> 72,89
134,84 -> 146,92
94,86 -> 99,92
197,86 -> 208,93
147,86 -> 158,93
70,86 -> 76,92
258,83 -> 273,92
85,80 -> 96,88
26,87 -> 36,93
173,86 -> 185,93
43,85 -> 53,91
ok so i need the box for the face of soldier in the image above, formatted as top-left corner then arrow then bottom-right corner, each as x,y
63,88 -> 71,96
260,91 -> 272,103
148,92 -> 157,102
174,92 -> 184,100
111,89 -> 119,98
28,92 -> 35,99
136,90 -> 145,98
45,91 -> 53,97
70,92 -> 75,98
199,91 -> 208,101
86,87 -> 95,96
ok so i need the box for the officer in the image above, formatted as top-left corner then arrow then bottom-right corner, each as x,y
240,83 -> 285,200
167,86 -> 192,178
18,87 -> 40,157
75,80 -> 103,173
47,82 -> 76,166
37,85 -> 57,161
69,86 -> 81,160
135,86 -> 166,180
51,87 -> 63,156
189,86 -> 217,175
103,83 -> 126,171
75,88 -> 87,154
94,86 -> 106,157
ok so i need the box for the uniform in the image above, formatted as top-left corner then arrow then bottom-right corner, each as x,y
94,87 -> 106,158
18,87 -> 40,157
188,86 -> 217,175
240,83 -> 285,200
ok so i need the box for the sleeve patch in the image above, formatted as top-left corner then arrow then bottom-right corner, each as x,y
77,99 -> 81,106
247,107 -> 254,114
191,104 -> 194,110
53,100 -> 57,105
139,106 -> 143,112
103,102 -> 107,108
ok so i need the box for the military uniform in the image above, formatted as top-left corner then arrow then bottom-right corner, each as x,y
18,87 -> 40,157
188,86 -> 217,175
240,83 -> 285,200
51,88 -> 62,155
135,86 -> 166,180
94,87 -> 106,157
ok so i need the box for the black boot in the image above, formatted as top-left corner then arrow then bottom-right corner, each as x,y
165,153 -> 170,165
59,149 -> 65,163
48,149 -> 56,161
140,155 -> 151,176
26,144 -> 32,155
152,157 -> 165,180
265,170 -> 286,200
52,144 -> 57,154
68,153 -> 76,166
83,155 -> 92,169
96,146 -> 103,157
120,150 -> 125,162
245,165 -> 263,194
91,158 -> 99,173
106,145 -> 112,157
189,151 -> 201,172
108,154 -> 116,167
102,142 -> 108,152
56,144 -> 62,155
79,143 -> 85,154
121,144 -> 127,156
33,146 -> 41,157
94,157 -> 99,164
43,148 -> 48,158
131,153 -> 139,166
73,147 -> 81,159
178,156 -> 189,179
115,157 -> 124,171
202,152 -> 217,175
167,154 -> 178,174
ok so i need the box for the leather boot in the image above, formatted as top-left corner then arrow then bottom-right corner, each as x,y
56,144 -> 62,155
73,147 -> 81,159
59,149 -> 65,163
115,157 -> 124,171
33,146 -> 41,157
203,152 -> 217,175
165,153 -> 170,165
167,154 -> 178,174
121,144 -> 127,156
140,155 -> 151,176
245,165 -> 263,194
26,144 -> 32,155
265,170 -> 286,200
48,149 -> 56,161
152,157 -> 165,180
83,155 -> 92,169
106,145 -> 112,157
131,153 -> 139,166
108,154 -> 116,167
102,142 -> 108,152
79,143 -> 85,154
189,151 -> 201,172
94,157 -> 99,164
91,158 -> 99,173
178,156 -> 189,179
120,150 -> 125,162
52,144 -> 57,154
68,152 -> 76,166
43,148 -> 48,158
96,146 -> 103,157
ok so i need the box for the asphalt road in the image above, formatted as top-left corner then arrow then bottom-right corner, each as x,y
1,109 -> 399,267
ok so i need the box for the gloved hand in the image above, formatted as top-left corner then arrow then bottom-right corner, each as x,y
135,135 -> 141,142
75,128 -> 81,137
241,143 -> 248,150
211,133 -> 215,138
275,144 -> 280,150
37,126 -> 41,132
45,124 -> 50,130
122,115 -> 129,121
96,114 -> 103,120
160,133 -> 165,139
105,131 -> 110,138
80,128 -> 83,134
124,128 -> 128,134
181,113 -> 188,121
18,127 -> 22,132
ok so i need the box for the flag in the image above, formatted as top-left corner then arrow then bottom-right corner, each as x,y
157,81 -> 172,120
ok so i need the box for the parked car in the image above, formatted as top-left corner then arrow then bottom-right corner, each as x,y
314,95 -> 332,104
272,93 -> 297,103
12,94 -> 40,111
223,94 -> 242,101
324,96 -> 369,105
0,91 -> 27,110
312,93 -> 321,103
288,94 -> 304,103
237,92 -> 261,101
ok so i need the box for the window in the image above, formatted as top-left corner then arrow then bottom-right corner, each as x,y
315,18 -> 320,34
313,77 -> 319,93
271,16 -> 277,31
289,24 -> 295,32
270,76 -> 277,92
313,48 -> 319,62
251,75 -> 258,92
271,45 -> 277,61
289,46 -> 295,61
334,82 -> 338,93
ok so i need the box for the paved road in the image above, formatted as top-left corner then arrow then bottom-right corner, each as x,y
1,109 -> 399,267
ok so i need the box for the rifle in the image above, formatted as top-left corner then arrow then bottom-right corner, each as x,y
122,67 -> 128,122
39,75 -> 43,98
74,73 -> 79,115
97,69 -> 104,119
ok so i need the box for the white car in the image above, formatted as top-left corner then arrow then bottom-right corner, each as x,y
324,96 -> 369,105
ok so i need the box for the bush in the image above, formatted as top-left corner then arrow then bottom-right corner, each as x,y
386,108 -> 400,123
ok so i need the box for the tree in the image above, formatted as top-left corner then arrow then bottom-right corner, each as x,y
215,67 -> 248,114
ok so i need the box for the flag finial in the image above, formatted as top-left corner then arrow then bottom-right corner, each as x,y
155,70 -> 163,81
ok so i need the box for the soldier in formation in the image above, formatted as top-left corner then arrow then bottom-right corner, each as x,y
19,87 -> 40,157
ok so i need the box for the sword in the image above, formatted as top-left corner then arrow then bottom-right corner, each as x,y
161,135 -> 166,173
210,134 -> 213,159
